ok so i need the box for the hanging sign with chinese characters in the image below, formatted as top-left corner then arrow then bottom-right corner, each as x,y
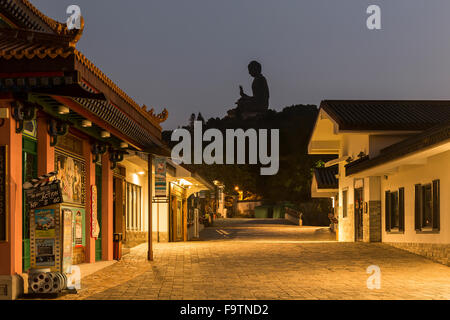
90,185 -> 99,238
154,157 -> 167,197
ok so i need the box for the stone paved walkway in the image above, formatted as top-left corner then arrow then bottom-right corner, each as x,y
59,219 -> 450,300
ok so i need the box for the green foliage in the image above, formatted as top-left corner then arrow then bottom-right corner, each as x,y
163,105 -> 334,202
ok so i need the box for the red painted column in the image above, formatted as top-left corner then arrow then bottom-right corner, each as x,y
0,100 -> 22,275
84,140 -> 96,263
101,152 -> 113,261
36,114 -> 55,176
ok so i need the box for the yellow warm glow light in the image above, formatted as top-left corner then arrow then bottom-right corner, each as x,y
177,178 -> 193,187
137,171 -> 145,175
234,186 -> 239,191
131,173 -> 140,185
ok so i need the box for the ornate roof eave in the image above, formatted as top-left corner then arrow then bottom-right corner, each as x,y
74,50 -> 169,128
0,0 -> 84,46
0,1 -> 169,132
0,30 -> 168,130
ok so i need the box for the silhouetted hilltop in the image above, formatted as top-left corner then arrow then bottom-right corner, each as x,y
162,105 -> 334,202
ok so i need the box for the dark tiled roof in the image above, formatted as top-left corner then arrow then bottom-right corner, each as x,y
321,100 -> 450,131
314,165 -> 338,189
346,121 -> 450,176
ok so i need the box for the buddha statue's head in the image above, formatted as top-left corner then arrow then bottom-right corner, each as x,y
248,60 -> 262,77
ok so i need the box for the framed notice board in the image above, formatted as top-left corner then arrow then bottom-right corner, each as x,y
30,205 -> 62,271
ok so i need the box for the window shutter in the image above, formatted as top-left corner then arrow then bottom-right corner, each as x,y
385,191 -> 390,232
432,180 -> 440,231
399,188 -> 405,232
414,184 -> 421,231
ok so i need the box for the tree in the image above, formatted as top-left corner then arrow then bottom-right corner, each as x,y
196,112 -> 205,125
188,113 -> 196,129
162,105 -> 335,202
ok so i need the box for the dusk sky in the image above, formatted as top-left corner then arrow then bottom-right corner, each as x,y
34,0 -> 450,129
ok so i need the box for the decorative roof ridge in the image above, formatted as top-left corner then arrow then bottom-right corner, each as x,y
3,1 -> 168,127
74,50 -> 168,128
19,0 -> 84,46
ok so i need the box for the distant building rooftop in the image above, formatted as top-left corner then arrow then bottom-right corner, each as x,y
321,100 -> 450,131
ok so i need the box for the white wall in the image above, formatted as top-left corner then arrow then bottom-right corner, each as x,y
369,135 -> 412,158
337,133 -> 412,242
338,160 -> 355,242
381,150 -> 450,244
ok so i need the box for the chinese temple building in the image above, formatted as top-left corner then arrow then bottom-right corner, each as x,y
0,0 -> 171,299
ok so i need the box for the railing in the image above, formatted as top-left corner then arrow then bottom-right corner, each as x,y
284,207 -> 303,225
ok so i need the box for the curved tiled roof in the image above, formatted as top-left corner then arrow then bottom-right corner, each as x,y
321,100 -> 450,131
0,0 -> 84,45
0,1 -> 168,128
74,50 -> 168,126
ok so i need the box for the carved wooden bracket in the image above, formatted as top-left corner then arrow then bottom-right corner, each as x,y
11,101 -> 38,133
109,149 -> 128,170
47,118 -> 68,146
91,142 -> 108,163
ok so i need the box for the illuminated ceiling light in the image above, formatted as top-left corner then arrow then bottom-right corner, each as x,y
81,120 -> 92,128
137,171 -> 145,175
100,131 -> 110,138
58,106 -> 70,114
177,178 -> 193,187
120,142 -> 129,148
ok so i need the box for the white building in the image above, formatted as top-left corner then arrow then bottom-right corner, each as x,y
309,100 -> 450,266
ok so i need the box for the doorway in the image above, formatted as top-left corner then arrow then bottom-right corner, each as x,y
354,188 -> 364,242
170,195 -> 184,242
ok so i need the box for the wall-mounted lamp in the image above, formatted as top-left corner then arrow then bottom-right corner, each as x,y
58,106 -> 70,115
81,120 -> 92,128
137,171 -> 145,175
100,131 -> 110,138
120,142 -> 129,148
0,108 -> 9,127
0,108 -> 9,119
